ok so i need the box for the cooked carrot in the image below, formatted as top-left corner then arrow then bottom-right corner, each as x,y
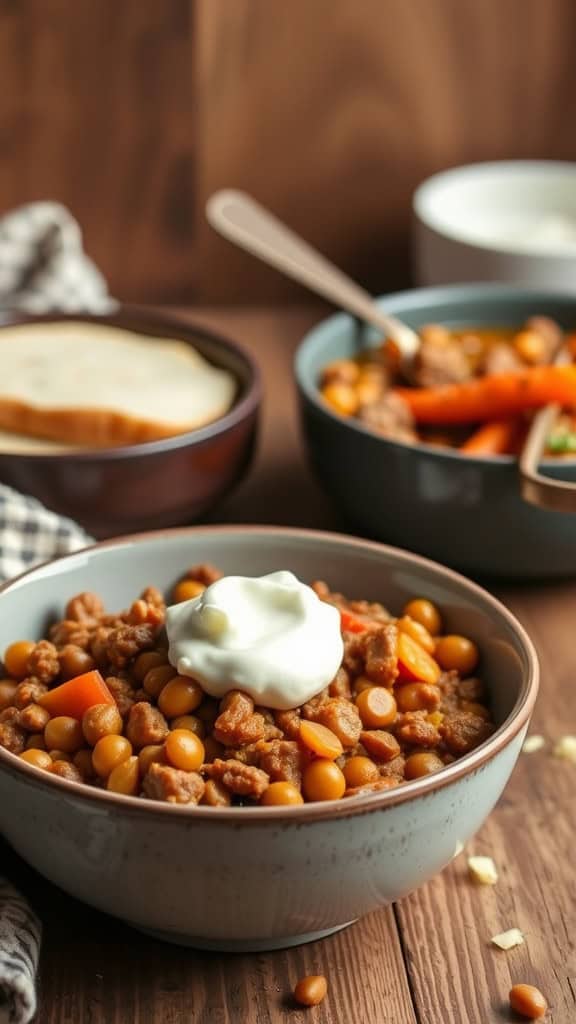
396,632 -> 441,685
340,609 -> 369,634
39,670 -> 115,720
460,419 -> 519,456
395,365 -> 576,424
299,720 -> 343,760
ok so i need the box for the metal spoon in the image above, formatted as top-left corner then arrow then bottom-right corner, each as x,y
206,190 -> 420,359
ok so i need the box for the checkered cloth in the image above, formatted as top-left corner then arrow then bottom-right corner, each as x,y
0,201 -> 116,315
0,200 -> 105,1023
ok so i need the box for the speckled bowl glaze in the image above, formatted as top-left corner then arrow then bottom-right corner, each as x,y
0,527 -> 538,950
0,309 -> 260,538
295,284 -> 576,578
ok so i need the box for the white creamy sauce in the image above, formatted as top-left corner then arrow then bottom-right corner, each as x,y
165,570 -> 343,711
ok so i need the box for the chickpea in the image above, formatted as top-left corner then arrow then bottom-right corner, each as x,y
73,748 -> 95,779
172,580 -> 206,604
260,782 -> 304,806
20,749 -> 52,770
107,756 -> 140,796
509,984 -> 547,1019
133,650 -> 168,682
355,687 -> 397,729
397,616 -> 435,655
202,778 -> 232,807
343,756 -> 380,789
404,751 -> 444,780
320,382 -> 359,417
25,733 -> 47,751
158,677 -> 203,718
171,714 -> 205,737
59,646 -> 95,681
92,734 -> 133,778
142,664 -> 175,699
138,744 -> 166,775
164,729 -> 204,772
44,716 -> 84,754
403,599 -> 442,636
293,975 -> 328,1007
82,704 -> 123,746
459,700 -> 490,720
435,635 -> 479,675
3,641 -> 35,680
356,366 -> 386,406
302,759 -> 346,802
0,680 -> 17,711
396,683 -> 441,713
321,359 -> 360,386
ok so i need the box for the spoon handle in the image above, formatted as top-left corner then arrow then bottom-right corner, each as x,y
206,190 -> 419,356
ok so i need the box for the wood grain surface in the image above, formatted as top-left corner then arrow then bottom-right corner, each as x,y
1,307 -> 573,1023
2,2 -> 576,301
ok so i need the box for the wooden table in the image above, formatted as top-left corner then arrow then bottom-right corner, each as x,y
5,308 -> 575,1023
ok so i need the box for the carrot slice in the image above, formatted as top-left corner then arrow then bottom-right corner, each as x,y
397,616 -> 435,655
39,670 -> 115,720
397,632 -> 441,685
394,365 -> 576,425
460,419 -> 519,456
299,720 -> 343,760
340,609 -> 369,634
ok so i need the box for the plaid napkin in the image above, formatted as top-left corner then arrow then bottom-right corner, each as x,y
0,200 -> 105,1023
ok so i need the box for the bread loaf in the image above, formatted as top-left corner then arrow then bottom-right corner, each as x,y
0,322 -> 237,446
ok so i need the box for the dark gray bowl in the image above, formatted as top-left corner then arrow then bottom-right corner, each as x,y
0,309 -> 260,538
295,284 -> 576,579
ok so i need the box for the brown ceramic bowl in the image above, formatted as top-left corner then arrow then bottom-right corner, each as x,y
0,308 -> 260,537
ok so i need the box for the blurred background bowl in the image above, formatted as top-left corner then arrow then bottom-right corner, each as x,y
413,161 -> 576,292
295,283 -> 576,579
0,310 -> 260,538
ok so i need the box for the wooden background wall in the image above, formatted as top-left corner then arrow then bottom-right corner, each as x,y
1,0 -> 576,304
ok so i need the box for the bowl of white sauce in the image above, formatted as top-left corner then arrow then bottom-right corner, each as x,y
413,161 -> 576,292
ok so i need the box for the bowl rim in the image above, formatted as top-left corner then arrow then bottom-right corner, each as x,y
0,524 -> 539,823
413,159 -> 576,259
294,282 -> 576,467
0,306 -> 262,460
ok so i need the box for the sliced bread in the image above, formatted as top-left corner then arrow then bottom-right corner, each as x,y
0,322 -> 237,446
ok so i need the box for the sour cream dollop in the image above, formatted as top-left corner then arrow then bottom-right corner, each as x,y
165,570 -> 343,710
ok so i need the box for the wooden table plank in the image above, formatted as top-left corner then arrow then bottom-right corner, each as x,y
3,306 -> 575,1022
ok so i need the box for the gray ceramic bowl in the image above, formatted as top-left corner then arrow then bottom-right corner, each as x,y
0,527 -> 538,950
295,284 -> 576,578
0,309 -> 260,538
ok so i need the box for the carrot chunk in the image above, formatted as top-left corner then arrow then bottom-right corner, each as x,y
397,632 -> 441,685
299,720 -> 343,760
39,670 -> 115,720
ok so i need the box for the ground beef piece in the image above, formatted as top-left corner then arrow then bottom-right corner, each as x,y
0,719 -> 26,754
345,777 -> 400,798
440,711 -> 494,755
50,760 -> 82,782
18,703 -> 50,733
201,778 -> 231,807
90,627 -> 114,668
258,740 -> 303,787
140,586 -> 165,610
342,633 -> 365,677
329,668 -> 352,700
363,623 -> 398,686
360,729 -> 401,762
125,702 -> 169,748
358,393 -> 417,444
58,645 -> 96,680
0,708 -> 19,724
301,690 -> 329,721
457,677 -> 486,702
348,599 -> 391,623
13,680 -> 48,709
107,624 -> 156,669
274,708 -> 301,740
224,741 -> 264,766
255,708 -> 283,741
213,691 -> 267,746
143,762 -> 205,805
482,343 -> 523,376
317,698 -> 362,747
395,712 -> 441,748
438,670 -> 460,713
65,592 -> 105,623
49,620 -> 91,649
378,754 -> 406,780
186,564 -> 223,586
126,599 -> 165,628
26,641 -> 60,685
205,758 -> 269,800
105,677 -> 136,718
410,337 -> 473,388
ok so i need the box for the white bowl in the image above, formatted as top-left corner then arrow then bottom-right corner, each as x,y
413,160 -> 576,291
0,527 -> 538,950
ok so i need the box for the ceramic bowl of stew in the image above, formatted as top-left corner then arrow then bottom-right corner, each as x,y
0,527 -> 537,950
0,308 -> 260,538
295,284 -> 576,579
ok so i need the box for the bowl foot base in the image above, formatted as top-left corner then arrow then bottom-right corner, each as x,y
133,920 -> 356,951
